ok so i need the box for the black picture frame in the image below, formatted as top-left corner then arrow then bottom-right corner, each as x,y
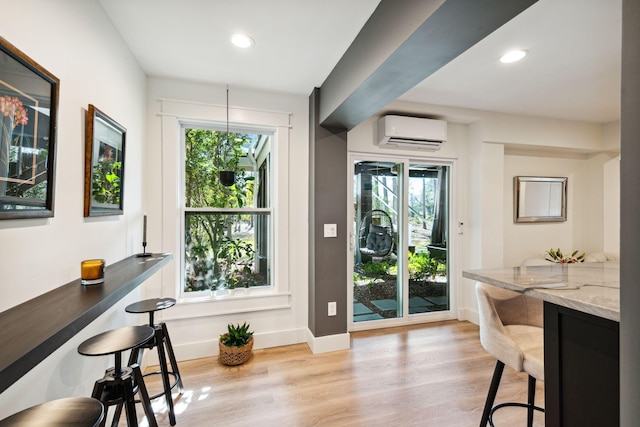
84,104 -> 126,217
0,36 -> 59,220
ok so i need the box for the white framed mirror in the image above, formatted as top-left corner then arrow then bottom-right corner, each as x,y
514,176 -> 567,223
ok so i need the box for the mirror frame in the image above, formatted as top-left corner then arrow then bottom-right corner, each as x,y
83,104 -> 126,217
514,176 -> 567,223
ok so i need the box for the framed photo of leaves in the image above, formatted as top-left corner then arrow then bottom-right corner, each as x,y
84,104 -> 126,217
0,36 -> 59,220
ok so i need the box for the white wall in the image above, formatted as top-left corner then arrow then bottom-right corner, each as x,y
143,77 -> 310,361
502,153 -> 614,267
0,0 -> 147,418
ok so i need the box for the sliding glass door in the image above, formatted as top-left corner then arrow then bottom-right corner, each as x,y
351,156 -> 451,326
352,161 -> 403,321
406,163 -> 449,315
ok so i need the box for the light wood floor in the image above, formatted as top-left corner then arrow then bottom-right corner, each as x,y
138,320 -> 544,426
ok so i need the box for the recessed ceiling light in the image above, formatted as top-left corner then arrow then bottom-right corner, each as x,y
230,33 -> 254,49
499,49 -> 527,64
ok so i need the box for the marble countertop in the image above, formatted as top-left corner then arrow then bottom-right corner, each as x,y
463,262 -> 620,322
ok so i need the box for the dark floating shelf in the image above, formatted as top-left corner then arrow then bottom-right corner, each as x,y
0,253 -> 172,395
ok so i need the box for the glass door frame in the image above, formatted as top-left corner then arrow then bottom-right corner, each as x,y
347,152 -> 458,332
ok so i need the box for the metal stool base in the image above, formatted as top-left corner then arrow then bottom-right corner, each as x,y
488,402 -> 544,427
91,363 -> 157,427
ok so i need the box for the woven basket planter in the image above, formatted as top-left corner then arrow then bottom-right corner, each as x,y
218,336 -> 254,366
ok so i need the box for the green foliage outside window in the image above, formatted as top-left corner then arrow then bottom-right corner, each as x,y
184,128 -> 257,292
354,252 -> 445,288
184,129 -> 253,209
408,252 -> 441,281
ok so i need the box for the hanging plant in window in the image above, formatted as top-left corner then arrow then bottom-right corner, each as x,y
219,170 -> 235,187
219,85 -> 235,187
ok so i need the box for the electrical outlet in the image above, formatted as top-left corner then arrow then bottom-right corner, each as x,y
328,301 -> 337,316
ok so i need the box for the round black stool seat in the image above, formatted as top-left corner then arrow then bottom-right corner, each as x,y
125,298 -> 175,324
124,298 -> 183,426
78,326 -> 157,427
0,397 -> 104,426
78,326 -> 154,358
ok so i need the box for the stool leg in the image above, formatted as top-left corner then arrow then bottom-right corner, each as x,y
91,379 -> 108,427
131,363 -> 158,427
480,360 -> 505,427
121,378 -> 138,427
128,346 -> 143,367
111,403 -> 123,427
527,375 -> 536,427
155,330 -> 176,425
161,322 -> 184,393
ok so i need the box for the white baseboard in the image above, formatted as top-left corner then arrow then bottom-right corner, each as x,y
305,329 -> 350,354
143,327 -> 309,365
458,307 -> 479,325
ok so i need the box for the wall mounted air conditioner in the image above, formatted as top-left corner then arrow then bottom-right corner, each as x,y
377,115 -> 447,150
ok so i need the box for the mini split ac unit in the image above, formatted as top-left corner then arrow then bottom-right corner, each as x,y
377,115 -> 447,150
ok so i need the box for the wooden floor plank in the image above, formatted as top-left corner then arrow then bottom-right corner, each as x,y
135,320 -> 544,426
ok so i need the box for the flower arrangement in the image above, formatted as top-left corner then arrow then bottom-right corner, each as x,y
0,95 -> 29,128
1,96 -> 29,194
545,248 -> 585,264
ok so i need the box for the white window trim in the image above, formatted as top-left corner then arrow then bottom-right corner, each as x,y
158,99 -> 291,317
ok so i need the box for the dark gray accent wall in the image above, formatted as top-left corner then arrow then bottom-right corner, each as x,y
620,1 -> 640,425
319,0 -> 539,130
308,88 -> 348,337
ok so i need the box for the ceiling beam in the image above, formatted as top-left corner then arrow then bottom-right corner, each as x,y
319,0 -> 539,130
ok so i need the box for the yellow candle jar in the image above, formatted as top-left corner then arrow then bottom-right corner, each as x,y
81,259 -> 105,285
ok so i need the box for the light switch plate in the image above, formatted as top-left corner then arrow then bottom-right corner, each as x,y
324,223 -> 337,238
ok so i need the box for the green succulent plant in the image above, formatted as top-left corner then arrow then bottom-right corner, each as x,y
220,322 -> 254,348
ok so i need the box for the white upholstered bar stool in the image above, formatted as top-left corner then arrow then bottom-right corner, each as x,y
475,282 -> 545,427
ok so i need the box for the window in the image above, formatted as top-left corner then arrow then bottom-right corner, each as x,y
157,98 -> 290,311
182,126 -> 272,294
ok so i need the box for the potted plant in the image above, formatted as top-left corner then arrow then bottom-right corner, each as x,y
218,86 -> 237,187
216,133 -> 238,187
218,322 -> 254,366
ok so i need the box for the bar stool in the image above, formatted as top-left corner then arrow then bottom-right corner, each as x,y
0,397 -> 104,426
123,298 -> 183,426
78,326 -> 157,427
476,282 -> 544,427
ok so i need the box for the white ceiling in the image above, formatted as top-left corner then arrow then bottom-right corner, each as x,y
99,0 -> 621,124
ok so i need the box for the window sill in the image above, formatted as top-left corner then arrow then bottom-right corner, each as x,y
165,291 -> 292,320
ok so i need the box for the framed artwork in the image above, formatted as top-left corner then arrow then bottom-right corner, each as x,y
0,36 -> 59,220
84,104 -> 126,217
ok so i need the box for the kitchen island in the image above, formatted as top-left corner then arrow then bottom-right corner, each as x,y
463,262 -> 620,427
